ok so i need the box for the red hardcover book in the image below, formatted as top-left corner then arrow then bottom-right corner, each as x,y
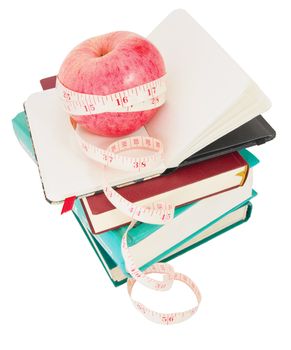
82,152 -> 248,234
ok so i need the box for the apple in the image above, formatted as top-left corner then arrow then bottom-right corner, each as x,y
58,31 -> 166,137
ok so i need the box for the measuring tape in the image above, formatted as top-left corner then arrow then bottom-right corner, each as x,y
127,263 -> 202,324
56,75 -> 167,115
122,220 -> 201,324
57,75 -> 202,324
75,128 -> 175,225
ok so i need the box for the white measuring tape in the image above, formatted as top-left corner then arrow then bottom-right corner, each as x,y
56,75 -> 167,115
127,263 -> 202,324
75,130 -> 175,225
57,75 -> 201,324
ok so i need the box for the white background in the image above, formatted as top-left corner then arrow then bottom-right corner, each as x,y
0,0 -> 290,349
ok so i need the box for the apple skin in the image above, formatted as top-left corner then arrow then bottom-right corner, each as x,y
58,31 -> 166,137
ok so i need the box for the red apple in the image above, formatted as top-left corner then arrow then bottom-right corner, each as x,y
58,31 -> 166,137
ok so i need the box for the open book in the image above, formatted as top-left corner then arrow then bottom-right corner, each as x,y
24,9 -> 271,203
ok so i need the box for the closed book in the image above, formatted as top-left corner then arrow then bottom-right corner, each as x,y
82,152 -> 249,234
74,170 -> 255,276
74,201 -> 253,286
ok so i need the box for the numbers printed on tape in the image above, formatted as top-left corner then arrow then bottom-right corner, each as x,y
75,130 -> 164,172
56,75 -> 167,115
75,128 -> 175,225
127,265 -> 202,325
101,136 -> 201,324
57,76 -> 202,324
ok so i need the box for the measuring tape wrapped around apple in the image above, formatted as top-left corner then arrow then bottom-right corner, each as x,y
57,31 -> 201,324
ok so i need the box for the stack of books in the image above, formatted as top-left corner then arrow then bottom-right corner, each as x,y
12,10 -> 275,287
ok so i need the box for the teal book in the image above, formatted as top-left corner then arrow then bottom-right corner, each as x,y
74,186 -> 256,277
74,201 -> 253,286
12,112 -> 36,162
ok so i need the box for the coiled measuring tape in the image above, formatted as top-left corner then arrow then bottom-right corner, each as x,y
57,75 -> 201,324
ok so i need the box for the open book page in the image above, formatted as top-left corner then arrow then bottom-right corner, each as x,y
145,9 -> 251,167
179,82 -> 271,164
24,89 -> 166,203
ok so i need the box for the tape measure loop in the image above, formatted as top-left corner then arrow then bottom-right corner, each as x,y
57,74 -> 202,324
79,135 -> 175,225
127,267 -> 202,324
